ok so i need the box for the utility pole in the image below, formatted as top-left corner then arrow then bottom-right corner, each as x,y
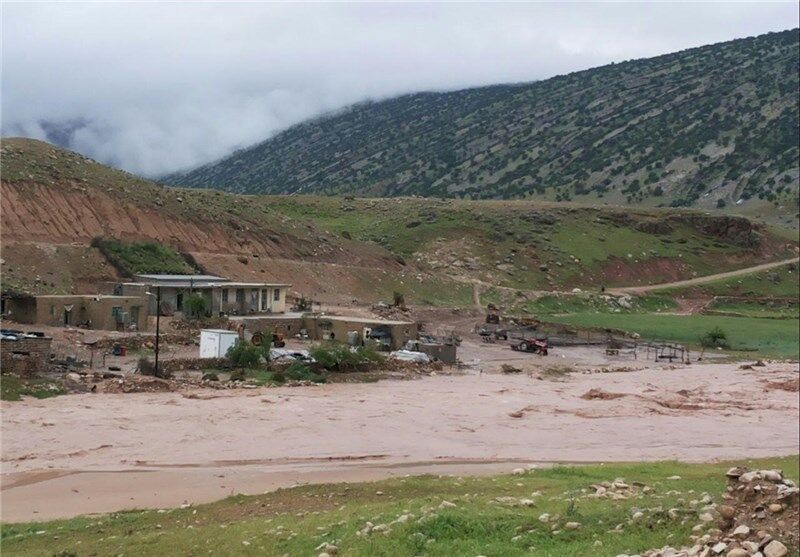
154,286 -> 161,376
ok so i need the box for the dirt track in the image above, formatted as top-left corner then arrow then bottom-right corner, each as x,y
2,358 -> 797,522
611,257 -> 799,294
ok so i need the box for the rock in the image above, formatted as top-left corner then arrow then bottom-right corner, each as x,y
760,470 -> 783,482
732,524 -> 750,537
699,512 -> 715,523
738,471 -> 761,483
718,505 -> 736,519
439,500 -> 457,509
511,468 -> 526,475
711,542 -> 727,554
667,475 -> 682,480
538,513 -> 550,523
763,541 -> 788,557
315,543 -> 338,555
726,550 -> 748,557
768,503 -> 783,513
564,522 -> 581,530
632,511 -> 644,521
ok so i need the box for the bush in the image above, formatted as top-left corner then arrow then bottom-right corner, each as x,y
700,327 -> 729,349
184,293 -> 211,318
308,342 -> 385,372
284,361 -> 326,383
226,340 -> 263,368
229,369 -> 246,381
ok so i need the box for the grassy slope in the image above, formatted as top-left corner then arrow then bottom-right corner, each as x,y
237,196 -> 793,292
543,313 -> 799,359
3,457 -> 797,557
2,139 -> 797,304
656,262 -> 800,298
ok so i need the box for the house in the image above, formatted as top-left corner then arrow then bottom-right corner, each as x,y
2,294 -> 149,331
116,274 -> 290,317
230,313 -> 418,350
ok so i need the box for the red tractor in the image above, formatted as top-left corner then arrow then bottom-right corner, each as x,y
510,337 -> 549,355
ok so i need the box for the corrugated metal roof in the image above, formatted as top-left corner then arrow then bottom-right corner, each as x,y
135,274 -> 227,281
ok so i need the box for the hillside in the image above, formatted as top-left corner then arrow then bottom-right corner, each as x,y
163,30 -> 799,221
2,139 -> 797,307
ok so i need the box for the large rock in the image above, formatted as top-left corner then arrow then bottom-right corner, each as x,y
763,541 -> 788,557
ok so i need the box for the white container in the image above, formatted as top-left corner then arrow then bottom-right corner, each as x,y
199,329 -> 239,359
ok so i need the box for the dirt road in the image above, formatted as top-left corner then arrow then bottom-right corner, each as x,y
2,359 -> 797,522
611,257 -> 799,294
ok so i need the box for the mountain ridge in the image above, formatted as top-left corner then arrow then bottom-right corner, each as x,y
162,29 -> 799,219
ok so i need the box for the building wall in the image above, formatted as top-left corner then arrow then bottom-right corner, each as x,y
238,315 -> 417,350
0,336 -> 53,377
6,296 -> 149,331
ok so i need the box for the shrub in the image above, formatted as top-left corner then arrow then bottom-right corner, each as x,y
229,369 -> 246,381
308,342 -> 385,372
226,339 -> 263,368
184,293 -> 211,318
284,361 -> 326,383
700,327 -> 729,349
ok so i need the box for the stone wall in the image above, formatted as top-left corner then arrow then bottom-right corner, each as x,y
1,336 -> 53,376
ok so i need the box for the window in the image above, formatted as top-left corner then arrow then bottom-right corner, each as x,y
111,306 -> 123,322
273,288 -> 280,301
235,289 -> 245,303
222,289 -> 228,303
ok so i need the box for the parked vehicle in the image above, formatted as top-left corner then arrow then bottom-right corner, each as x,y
510,337 -> 548,355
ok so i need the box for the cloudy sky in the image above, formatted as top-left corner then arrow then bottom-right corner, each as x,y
2,2 -> 797,177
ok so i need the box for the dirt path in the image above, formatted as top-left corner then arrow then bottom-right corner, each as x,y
2,359 -> 797,522
610,257 -> 799,294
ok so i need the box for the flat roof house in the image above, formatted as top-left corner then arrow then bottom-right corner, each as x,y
117,274 -> 291,317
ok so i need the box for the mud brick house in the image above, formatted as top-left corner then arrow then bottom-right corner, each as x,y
1,331 -> 53,376
2,294 -> 149,331
117,274 -> 290,317
231,314 -> 418,350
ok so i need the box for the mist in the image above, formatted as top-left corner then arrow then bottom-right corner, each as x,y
2,2 -> 797,177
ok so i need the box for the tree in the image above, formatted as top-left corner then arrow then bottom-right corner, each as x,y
184,293 -> 210,319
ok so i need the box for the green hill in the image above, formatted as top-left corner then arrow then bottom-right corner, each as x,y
164,29 -> 799,217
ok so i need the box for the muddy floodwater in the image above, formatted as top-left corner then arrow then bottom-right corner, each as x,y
2,360 -> 798,522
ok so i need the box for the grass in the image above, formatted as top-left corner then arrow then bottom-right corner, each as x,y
92,238 -> 194,276
542,313 -> 799,359
658,263 -> 800,298
523,294 -> 677,316
2,456 -> 796,556
0,374 -> 66,401
704,299 -> 800,319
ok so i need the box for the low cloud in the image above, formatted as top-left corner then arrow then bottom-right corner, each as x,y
2,2 -> 797,177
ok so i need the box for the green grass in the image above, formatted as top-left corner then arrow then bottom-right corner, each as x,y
658,263 -> 800,298
2,457 -> 796,557
0,374 -> 66,401
92,238 -> 195,276
542,313 -> 799,359
704,299 -> 800,319
523,294 -> 677,316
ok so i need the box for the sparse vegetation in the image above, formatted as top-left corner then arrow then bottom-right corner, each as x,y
226,340 -> 264,369
91,237 -> 194,277
0,374 -> 65,401
2,457 -> 796,557
308,342 -> 385,372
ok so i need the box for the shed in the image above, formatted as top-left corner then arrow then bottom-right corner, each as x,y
199,329 -> 239,359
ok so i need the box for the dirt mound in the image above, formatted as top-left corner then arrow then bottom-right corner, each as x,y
100,375 -> 176,394
763,377 -> 800,393
580,388 -> 626,400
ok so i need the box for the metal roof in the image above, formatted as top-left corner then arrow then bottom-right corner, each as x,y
135,274 -> 227,282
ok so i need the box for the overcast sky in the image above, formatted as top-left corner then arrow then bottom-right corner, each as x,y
2,2 -> 797,177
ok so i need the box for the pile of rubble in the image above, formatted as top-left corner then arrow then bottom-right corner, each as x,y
635,467 -> 798,557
